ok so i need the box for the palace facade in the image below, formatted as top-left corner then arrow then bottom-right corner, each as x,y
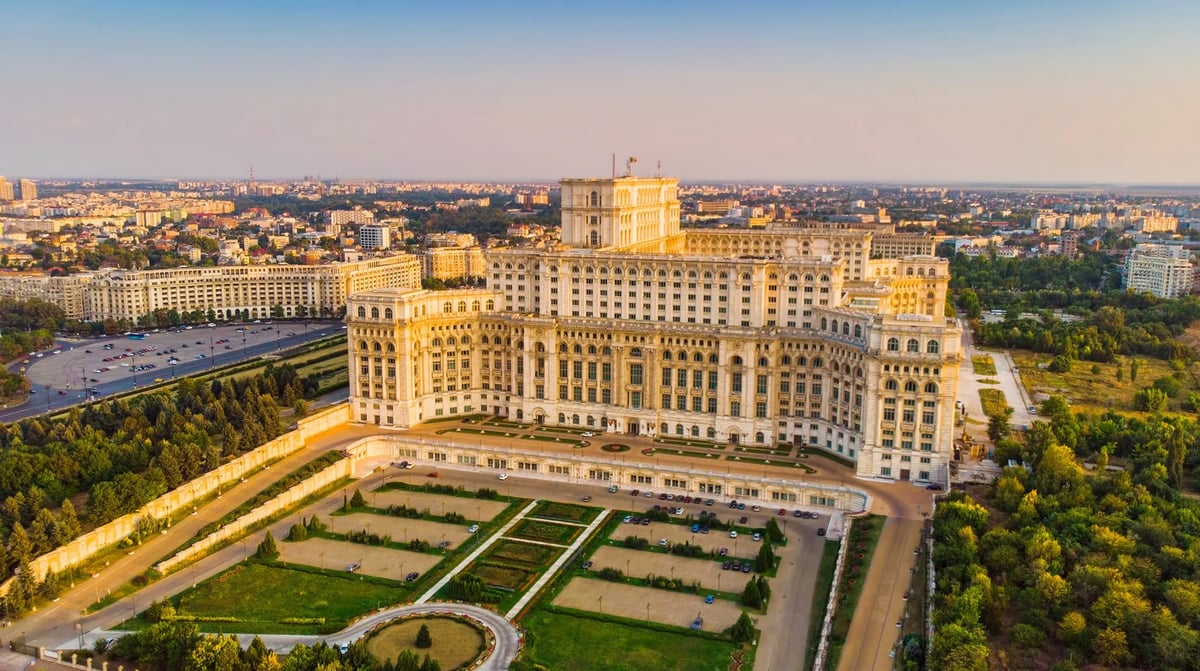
347,176 -> 961,484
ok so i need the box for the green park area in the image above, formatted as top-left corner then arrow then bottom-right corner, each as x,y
139,562 -> 402,635
1011,351 -> 1197,414
521,610 -> 738,671
978,388 -> 1010,417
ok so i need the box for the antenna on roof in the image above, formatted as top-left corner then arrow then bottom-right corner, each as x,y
612,153 -> 616,179
656,160 -> 662,177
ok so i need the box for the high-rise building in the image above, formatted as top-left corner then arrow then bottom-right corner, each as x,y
18,179 -> 36,201
358,225 -> 391,250
1060,231 -> 1079,259
1124,243 -> 1194,299
0,177 -> 12,201
347,174 -> 962,485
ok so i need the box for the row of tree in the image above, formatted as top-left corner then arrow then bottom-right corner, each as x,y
109,623 -> 442,671
0,364 -> 319,615
932,397 -> 1200,670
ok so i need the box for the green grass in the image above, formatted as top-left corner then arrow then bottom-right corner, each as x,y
166,562 -> 402,634
971,355 -> 997,376
489,540 -> 557,567
521,610 -> 737,671
510,519 -> 581,545
804,540 -> 841,671
523,433 -> 584,446
978,388 -> 1010,417
1011,351 -> 1194,415
530,501 -> 593,523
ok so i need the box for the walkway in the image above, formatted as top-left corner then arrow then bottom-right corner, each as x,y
84,603 -> 521,670
416,500 -> 538,604
505,509 -> 611,619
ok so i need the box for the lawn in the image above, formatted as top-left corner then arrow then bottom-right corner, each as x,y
971,355 -> 997,376
521,610 -> 737,671
172,562 -> 399,632
530,501 -> 593,523
510,519 -> 581,545
474,562 -> 537,591
1011,351 -> 1193,414
978,388 -> 1010,417
489,540 -> 556,567
365,616 -> 484,670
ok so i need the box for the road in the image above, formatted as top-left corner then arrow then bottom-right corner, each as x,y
9,415 -> 935,670
1,322 -> 343,423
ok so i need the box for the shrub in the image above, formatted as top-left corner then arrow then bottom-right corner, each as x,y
622,536 -> 649,550
416,623 -> 432,649
476,487 -> 499,499
1012,623 -> 1045,648
598,567 -> 624,581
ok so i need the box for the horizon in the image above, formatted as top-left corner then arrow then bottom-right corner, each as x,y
2,1 -> 1198,184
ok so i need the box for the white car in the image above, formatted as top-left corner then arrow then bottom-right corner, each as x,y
729,530 -> 738,539
581,432 -> 595,437
497,473 -> 509,481
468,524 -> 480,533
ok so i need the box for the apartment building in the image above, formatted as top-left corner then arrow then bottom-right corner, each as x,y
420,246 -> 487,280
358,225 -> 391,250
1124,243 -> 1194,299
347,174 -> 961,485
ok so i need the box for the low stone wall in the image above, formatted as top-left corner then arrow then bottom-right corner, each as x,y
155,456 -> 352,574
0,403 -> 351,597
812,517 -> 854,671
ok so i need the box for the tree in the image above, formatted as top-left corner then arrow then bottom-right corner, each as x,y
350,489 -> 366,508
987,412 -> 1012,443
764,517 -> 784,543
1130,359 -> 1139,383
741,578 -> 762,608
1048,355 -> 1073,373
1092,628 -> 1132,666
419,654 -> 441,671
1133,387 -> 1168,413
730,611 -> 755,643
415,622 -> 432,649
255,531 -> 279,561
755,541 -> 776,574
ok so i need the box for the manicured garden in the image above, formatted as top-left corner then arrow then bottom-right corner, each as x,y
510,519 -> 582,545
825,515 -> 885,669
971,354 -> 997,376
978,388 -> 1010,417
529,500 -> 594,523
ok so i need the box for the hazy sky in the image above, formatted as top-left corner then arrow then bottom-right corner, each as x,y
2,1 -> 1198,183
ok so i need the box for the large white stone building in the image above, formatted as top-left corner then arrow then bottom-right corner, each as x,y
1124,243 -> 1195,299
347,175 -> 961,484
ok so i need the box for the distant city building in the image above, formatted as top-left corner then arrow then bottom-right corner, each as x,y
696,199 -> 736,215
325,209 -> 375,236
1124,243 -> 1194,299
1032,210 -> 1069,232
347,173 -> 961,486
18,179 -> 36,201
0,177 -> 13,202
871,234 -> 937,259
1060,231 -> 1079,259
357,224 -> 391,250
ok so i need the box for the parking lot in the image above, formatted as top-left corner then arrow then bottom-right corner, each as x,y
324,512 -> 473,547
554,577 -> 743,633
369,489 -> 509,522
277,536 -> 442,581
588,545 -> 751,593
23,322 -> 317,391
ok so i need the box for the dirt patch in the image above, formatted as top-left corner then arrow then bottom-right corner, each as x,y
368,489 -> 509,522
588,545 -> 750,593
326,512 -> 471,546
555,577 -> 742,633
365,616 -> 485,670
278,537 -> 441,580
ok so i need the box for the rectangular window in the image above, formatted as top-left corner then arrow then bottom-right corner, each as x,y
708,398 -> 717,413
730,401 -> 741,417
756,375 -> 768,394
602,389 -> 612,404
662,393 -> 672,408
629,364 -> 643,386
630,391 -> 642,408
588,361 -> 597,380
755,402 -> 767,418
693,370 -> 703,388
573,361 -> 583,379
732,373 -> 743,393
602,363 -> 612,382
708,371 -> 718,390
662,368 -> 672,386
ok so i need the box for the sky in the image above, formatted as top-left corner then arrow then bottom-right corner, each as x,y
1,0 -> 1198,184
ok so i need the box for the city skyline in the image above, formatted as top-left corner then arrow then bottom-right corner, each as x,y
2,1 -> 1198,184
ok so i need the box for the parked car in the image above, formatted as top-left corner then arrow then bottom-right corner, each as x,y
468,524 -> 480,533
405,572 -> 420,582
608,484 -> 619,493
817,528 -> 827,536
793,510 -> 804,518
728,530 -> 738,539
581,432 -> 595,437
497,473 -> 508,481
752,532 -> 762,542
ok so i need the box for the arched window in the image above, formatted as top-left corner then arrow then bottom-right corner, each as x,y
812,357 -> 823,368
558,413 -> 565,424
572,414 -> 580,425
589,190 -> 599,207
907,339 -> 919,353
676,424 -> 685,436
693,353 -> 703,362
630,348 -> 642,357
831,320 -> 838,333
373,342 -> 381,351
559,343 -> 568,353
709,354 -> 718,364
485,300 -> 495,310
357,306 -> 366,318
661,422 -> 669,434
731,355 -> 743,366
820,318 -> 828,330
387,343 -> 395,352
588,345 -> 597,355
384,308 -> 393,319
587,415 -> 595,426
471,301 -> 480,312
707,427 -> 717,439
432,338 -> 442,347
370,307 -> 379,318
885,379 -> 898,391
854,324 -> 862,338
842,323 -> 850,336
755,432 -> 765,444
457,301 -> 467,313
359,340 -> 368,351
781,355 -> 791,366
758,357 -> 768,367
887,337 -> 900,351
925,382 -> 939,394
443,302 -> 452,314
573,345 -> 582,354
447,337 -> 457,346
603,347 -> 612,356
926,340 -> 940,354
663,351 -> 673,361
905,381 -> 918,392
